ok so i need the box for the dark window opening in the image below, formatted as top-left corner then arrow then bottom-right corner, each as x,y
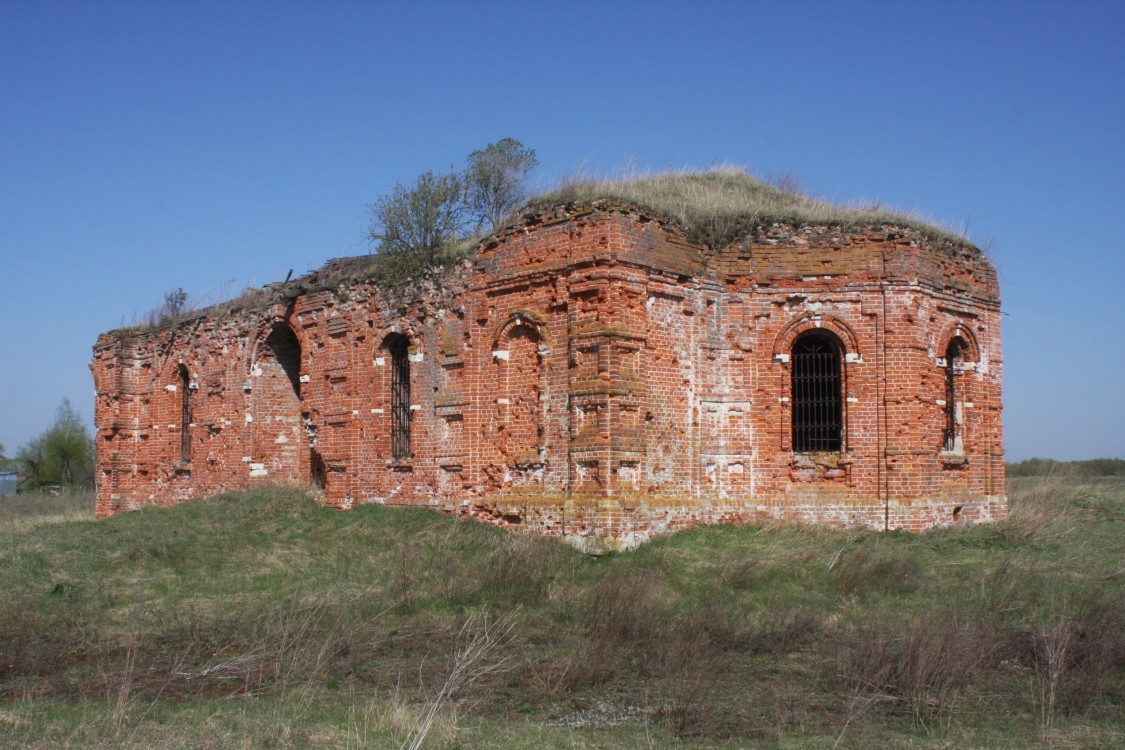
178,365 -> 191,463
387,335 -> 412,459
310,450 -> 327,490
943,338 -> 964,452
266,325 -> 302,398
792,333 -> 843,452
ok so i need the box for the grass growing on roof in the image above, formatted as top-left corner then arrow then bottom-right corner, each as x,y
529,166 -> 974,252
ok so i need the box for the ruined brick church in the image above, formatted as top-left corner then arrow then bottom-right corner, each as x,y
92,173 -> 1005,551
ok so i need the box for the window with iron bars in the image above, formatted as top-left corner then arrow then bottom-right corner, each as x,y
387,336 -> 412,459
178,365 -> 191,463
942,338 -> 964,452
791,333 -> 843,452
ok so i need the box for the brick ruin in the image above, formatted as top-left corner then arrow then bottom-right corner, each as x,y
91,200 -> 1005,551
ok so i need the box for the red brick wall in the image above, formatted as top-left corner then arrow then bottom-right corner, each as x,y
91,205 -> 1005,550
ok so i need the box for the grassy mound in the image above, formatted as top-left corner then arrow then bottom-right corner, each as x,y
528,167 -> 974,252
2,478 -> 1122,748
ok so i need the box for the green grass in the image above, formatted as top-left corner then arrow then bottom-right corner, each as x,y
2,478 -> 1122,748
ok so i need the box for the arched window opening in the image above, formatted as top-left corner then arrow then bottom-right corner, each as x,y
498,323 -> 544,457
385,334 -> 412,459
943,337 -> 965,453
792,333 -> 843,452
178,365 -> 192,462
266,325 -> 302,399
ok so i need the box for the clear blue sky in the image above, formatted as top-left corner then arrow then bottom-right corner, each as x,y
2,1 -> 1122,462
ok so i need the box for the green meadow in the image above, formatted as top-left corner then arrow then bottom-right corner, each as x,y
2,472 -> 1122,748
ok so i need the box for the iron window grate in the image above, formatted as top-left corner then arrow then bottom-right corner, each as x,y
792,334 -> 843,452
943,339 -> 963,452
390,338 -> 412,459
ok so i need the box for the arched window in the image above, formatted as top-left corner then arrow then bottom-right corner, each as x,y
791,332 -> 843,452
385,334 -> 412,459
496,321 -> 544,458
265,325 -> 302,399
178,365 -> 191,463
942,337 -> 965,452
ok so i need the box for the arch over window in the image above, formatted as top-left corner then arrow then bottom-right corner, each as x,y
177,364 -> 191,463
383,333 -> 412,460
791,332 -> 843,452
942,336 -> 966,453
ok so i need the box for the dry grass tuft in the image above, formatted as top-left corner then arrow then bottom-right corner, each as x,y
529,166 -> 973,251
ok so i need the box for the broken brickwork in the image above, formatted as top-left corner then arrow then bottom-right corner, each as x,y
91,202 -> 1005,551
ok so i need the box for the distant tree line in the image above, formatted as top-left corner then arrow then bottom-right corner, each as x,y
1007,457 -> 1125,477
3,398 -> 95,492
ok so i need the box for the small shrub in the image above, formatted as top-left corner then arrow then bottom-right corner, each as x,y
839,611 -> 1002,726
582,569 -> 664,647
1022,592 -> 1125,728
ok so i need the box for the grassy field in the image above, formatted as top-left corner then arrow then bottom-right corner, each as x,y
1,476 -> 1122,749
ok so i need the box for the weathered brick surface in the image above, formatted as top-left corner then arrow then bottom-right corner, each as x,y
91,204 -> 1005,550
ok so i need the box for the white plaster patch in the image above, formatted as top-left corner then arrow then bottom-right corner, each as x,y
165,384 -> 177,392
410,404 -> 421,411
374,357 -> 385,366
409,353 -> 423,362
299,374 -> 310,383
497,398 -> 510,405
773,353 -> 790,364
372,408 -> 384,414
845,353 -> 862,363
245,414 -> 253,423
275,433 -> 289,444
492,350 -> 509,361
